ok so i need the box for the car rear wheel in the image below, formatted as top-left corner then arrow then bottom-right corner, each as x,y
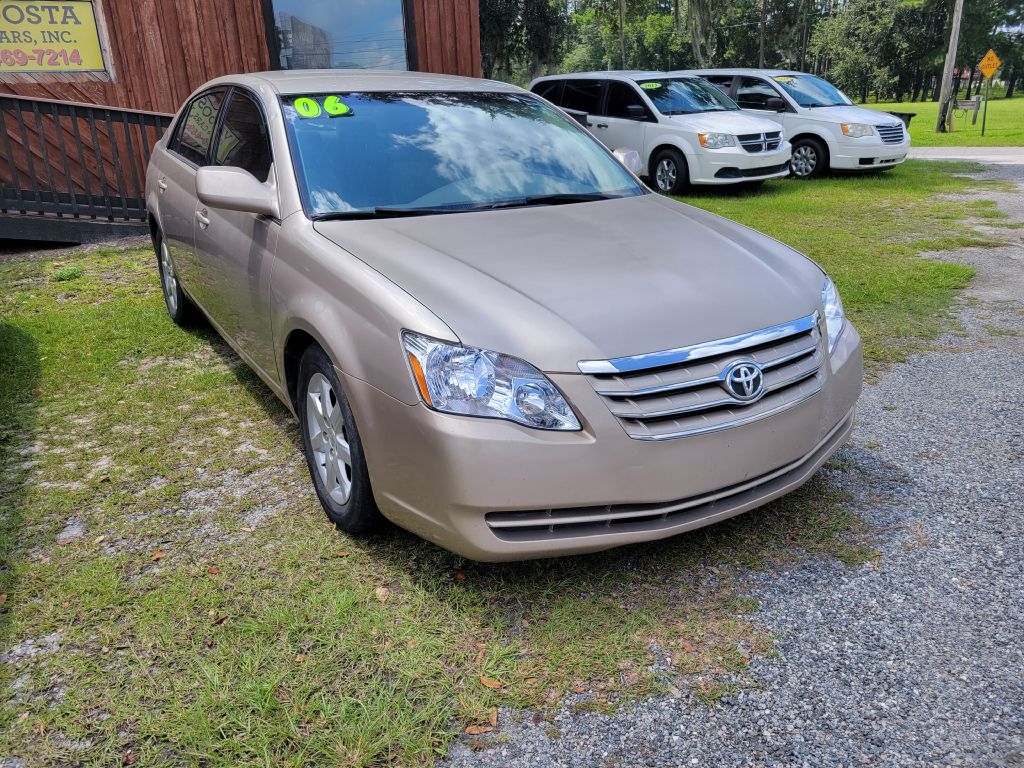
154,227 -> 198,326
651,148 -> 689,195
790,137 -> 827,179
298,344 -> 383,534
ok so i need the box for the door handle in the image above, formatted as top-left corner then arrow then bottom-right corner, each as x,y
157,178 -> 167,192
595,123 -> 609,129
196,209 -> 210,229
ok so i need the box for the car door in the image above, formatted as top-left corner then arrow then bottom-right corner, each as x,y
597,80 -> 653,156
156,88 -> 227,291
734,76 -> 787,129
192,87 -> 280,380
559,78 -> 605,136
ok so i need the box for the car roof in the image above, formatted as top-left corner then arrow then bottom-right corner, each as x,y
201,70 -> 524,95
672,68 -> 805,78
532,71 -> 700,83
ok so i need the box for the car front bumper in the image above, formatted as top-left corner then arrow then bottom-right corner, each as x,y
831,138 -> 910,170
689,145 -> 792,185
343,323 -> 863,561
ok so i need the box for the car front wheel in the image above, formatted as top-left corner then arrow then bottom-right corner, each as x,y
651,148 -> 689,195
298,344 -> 383,534
790,137 -> 827,179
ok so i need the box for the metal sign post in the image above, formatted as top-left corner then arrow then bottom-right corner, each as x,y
978,49 -> 1002,138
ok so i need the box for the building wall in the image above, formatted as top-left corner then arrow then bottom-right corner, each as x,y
0,0 -> 272,113
0,0 -> 482,113
411,0 -> 481,78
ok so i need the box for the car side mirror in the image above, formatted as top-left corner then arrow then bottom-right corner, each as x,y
626,104 -> 646,119
765,96 -> 788,112
613,148 -> 642,175
196,166 -> 280,219
561,107 -> 590,127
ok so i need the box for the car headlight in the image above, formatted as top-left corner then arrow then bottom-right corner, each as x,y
698,132 -> 736,149
402,331 -> 581,431
821,276 -> 846,353
841,123 -> 874,138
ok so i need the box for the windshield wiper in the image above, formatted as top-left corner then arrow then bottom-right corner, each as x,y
311,205 -> 487,221
486,193 -> 618,210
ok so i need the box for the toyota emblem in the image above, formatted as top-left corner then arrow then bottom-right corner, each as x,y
724,360 -> 764,401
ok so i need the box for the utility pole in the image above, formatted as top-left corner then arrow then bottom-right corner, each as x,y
935,0 -> 965,132
619,0 -> 626,69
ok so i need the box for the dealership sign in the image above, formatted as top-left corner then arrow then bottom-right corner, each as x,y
0,1 -> 105,72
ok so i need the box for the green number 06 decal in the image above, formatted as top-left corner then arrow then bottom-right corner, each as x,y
293,97 -> 322,118
323,96 -> 353,116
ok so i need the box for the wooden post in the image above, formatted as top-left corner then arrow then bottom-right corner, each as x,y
935,0 -> 965,133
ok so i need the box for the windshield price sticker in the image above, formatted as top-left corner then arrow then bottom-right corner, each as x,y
293,95 -> 353,118
774,75 -> 796,83
640,82 -> 661,90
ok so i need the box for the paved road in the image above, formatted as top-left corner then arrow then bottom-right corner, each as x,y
444,165 -> 1024,767
909,146 -> 1024,165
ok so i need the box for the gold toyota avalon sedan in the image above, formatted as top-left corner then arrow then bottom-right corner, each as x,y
145,70 -> 862,561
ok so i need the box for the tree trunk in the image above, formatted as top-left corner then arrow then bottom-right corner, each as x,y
964,67 -> 975,98
931,72 -> 941,101
1006,71 -> 1017,99
758,0 -> 766,67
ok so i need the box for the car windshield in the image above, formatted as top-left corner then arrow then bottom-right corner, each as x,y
637,78 -> 739,115
771,74 -> 852,107
281,91 -> 646,217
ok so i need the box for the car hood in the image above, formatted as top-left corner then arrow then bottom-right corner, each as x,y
807,104 -> 901,126
313,194 -> 823,373
669,110 -> 782,134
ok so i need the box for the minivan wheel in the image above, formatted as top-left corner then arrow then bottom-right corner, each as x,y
154,228 -> 198,326
651,148 -> 689,195
297,344 -> 383,534
790,138 -> 827,179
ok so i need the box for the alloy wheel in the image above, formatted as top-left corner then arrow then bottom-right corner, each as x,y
655,158 -> 677,192
305,372 -> 353,504
160,241 -> 178,315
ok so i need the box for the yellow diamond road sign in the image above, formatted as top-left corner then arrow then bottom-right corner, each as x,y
979,49 -> 1002,80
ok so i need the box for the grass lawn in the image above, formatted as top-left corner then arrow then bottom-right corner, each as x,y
862,96 -> 1024,147
0,160 -> 1012,766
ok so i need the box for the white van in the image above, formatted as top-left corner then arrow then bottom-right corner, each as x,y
679,69 -> 911,179
529,71 -> 791,195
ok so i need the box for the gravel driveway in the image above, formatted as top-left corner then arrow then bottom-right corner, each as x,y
443,165 -> 1024,768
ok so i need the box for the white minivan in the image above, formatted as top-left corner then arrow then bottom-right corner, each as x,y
529,71 -> 791,195
680,69 -> 911,179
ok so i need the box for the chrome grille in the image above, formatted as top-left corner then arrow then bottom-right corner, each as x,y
738,131 -> 783,153
578,313 -> 824,441
876,123 -> 904,144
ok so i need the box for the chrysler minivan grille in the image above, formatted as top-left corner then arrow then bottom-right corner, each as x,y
876,123 -> 904,144
578,313 -> 824,441
738,131 -> 783,153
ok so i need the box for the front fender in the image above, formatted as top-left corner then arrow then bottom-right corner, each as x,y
271,215 -> 456,409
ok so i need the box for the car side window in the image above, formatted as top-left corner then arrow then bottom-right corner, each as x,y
532,80 -> 563,105
169,90 -> 226,166
560,79 -> 603,114
735,77 -> 781,110
703,75 -> 735,95
605,81 -> 650,119
213,90 -> 272,183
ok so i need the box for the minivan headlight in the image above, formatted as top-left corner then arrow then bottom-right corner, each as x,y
402,331 -> 581,431
841,123 -> 874,138
698,132 -> 736,149
821,276 -> 846,353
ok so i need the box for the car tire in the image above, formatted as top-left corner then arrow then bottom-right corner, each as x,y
651,148 -> 690,195
154,227 -> 199,327
297,344 -> 383,534
790,137 -> 827,179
